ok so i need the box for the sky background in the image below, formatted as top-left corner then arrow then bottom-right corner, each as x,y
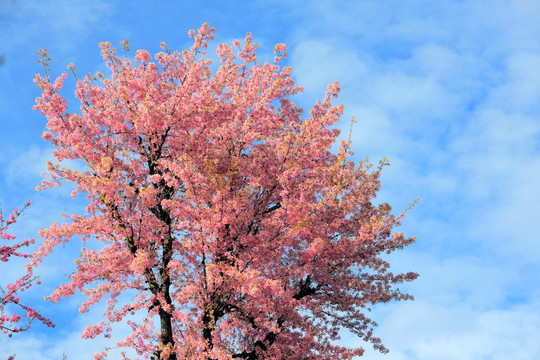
1,0 -> 539,359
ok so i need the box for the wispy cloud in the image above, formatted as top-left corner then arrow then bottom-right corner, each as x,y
1,0 -> 113,54
361,300 -> 540,360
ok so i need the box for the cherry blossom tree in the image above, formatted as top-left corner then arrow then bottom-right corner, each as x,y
32,23 -> 418,359
0,201 -> 54,338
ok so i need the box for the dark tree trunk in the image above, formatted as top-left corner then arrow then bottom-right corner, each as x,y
158,308 -> 177,360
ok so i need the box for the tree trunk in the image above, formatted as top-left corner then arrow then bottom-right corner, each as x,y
159,308 -> 177,360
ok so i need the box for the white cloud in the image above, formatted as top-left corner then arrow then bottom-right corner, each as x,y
486,52 -> 540,113
2,0 -> 113,55
4,145 -> 54,185
291,40 -> 368,101
361,301 -> 540,360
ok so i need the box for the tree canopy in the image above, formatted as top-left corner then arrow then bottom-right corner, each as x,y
31,23 -> 418,359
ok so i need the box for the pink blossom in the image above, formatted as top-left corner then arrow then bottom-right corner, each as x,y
30,23 -> 418,359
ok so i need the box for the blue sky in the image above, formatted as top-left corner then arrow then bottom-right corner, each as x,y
1,0 -> 539,359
